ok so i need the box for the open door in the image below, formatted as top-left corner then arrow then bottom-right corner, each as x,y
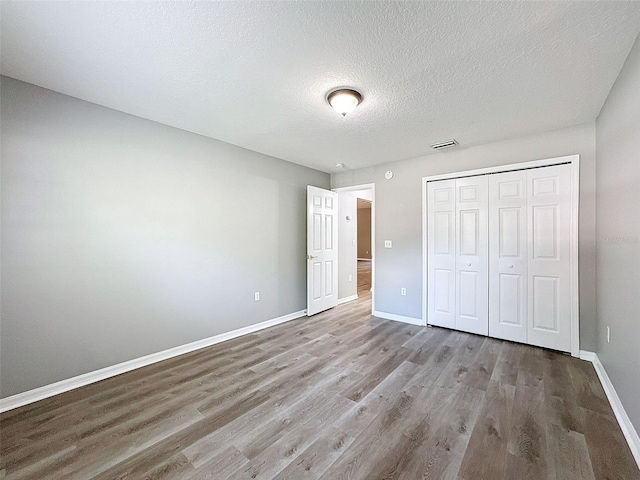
307,186 -> 338,316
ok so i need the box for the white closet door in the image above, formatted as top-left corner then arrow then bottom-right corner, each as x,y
527,164 -> 572,352
427,180 -> 456,328
489,171 -> 528,343
455,176 -> 488,335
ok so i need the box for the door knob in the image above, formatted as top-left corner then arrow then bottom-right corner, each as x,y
509,264 -> 514,268
467,263 -> 471,267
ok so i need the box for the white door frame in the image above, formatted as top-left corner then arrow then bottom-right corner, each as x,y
422,154 -> 580,357
333,183 -> 376,314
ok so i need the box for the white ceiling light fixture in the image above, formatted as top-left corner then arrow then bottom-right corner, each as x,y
327,88 -> 362,116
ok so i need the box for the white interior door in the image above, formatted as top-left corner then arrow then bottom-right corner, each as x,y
527,164 -> 572,351
489,170 -> 528,343
455,176 -> 489,335
427,180 -> 456,328
307,186 -> 338,316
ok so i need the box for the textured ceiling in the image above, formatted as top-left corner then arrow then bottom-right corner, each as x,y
2,1 -> 640,173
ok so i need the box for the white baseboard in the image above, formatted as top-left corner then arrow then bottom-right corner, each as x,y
579,350 -> 597,362
580,350 -> 640,469
373,310 -> 425,326
337,294 -> 359,305
0,309 -> 306,413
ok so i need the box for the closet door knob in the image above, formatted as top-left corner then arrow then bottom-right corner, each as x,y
509,264 -> 514,268
467,263 -> 471,267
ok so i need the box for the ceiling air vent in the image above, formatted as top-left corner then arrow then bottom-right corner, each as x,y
431,139 -> 458,150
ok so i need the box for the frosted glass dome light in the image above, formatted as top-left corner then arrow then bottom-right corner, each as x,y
327,88 -> 362,116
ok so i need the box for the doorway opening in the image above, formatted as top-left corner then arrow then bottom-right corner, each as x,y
334,184 -> 375,314
356,198 -> 372,301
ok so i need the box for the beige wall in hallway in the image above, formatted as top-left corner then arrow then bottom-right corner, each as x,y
357,200 -> 372,259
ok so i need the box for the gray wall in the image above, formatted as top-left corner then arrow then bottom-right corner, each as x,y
337,191 -> 358,300
596,33 -> 640,431
0,77 -> 329,398
332,122 -> 597,349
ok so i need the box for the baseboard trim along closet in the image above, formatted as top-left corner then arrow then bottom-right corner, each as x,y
373,310 -> 425,326
580,350 -> 640,469
0,309 -> 307,413
337,294 -> 359,305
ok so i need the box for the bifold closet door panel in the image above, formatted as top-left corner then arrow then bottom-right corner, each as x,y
527,164 -> 572,352
427,179 -> 456,329
455,176 -> 489,336
427,163 -> 574,351
488,171 -> 528,343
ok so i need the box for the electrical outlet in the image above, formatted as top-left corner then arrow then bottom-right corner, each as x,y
607,326 -> 610,343
352,239 -> 356,246
401,287 -> 406,296
348,274 -> 352,282
254,292 -> 260,301
384,240 -> 392,248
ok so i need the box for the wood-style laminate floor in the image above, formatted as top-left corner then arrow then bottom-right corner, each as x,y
1,262 -> 638,479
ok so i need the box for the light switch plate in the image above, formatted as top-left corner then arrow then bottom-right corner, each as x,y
384,240 -> 392,248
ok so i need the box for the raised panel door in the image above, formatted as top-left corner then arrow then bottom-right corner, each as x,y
489,170 -> 528,343
455,176 -> 488,335
526,164 -> 572,352
307,186 -> 338,316
427,180 -> 456,328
